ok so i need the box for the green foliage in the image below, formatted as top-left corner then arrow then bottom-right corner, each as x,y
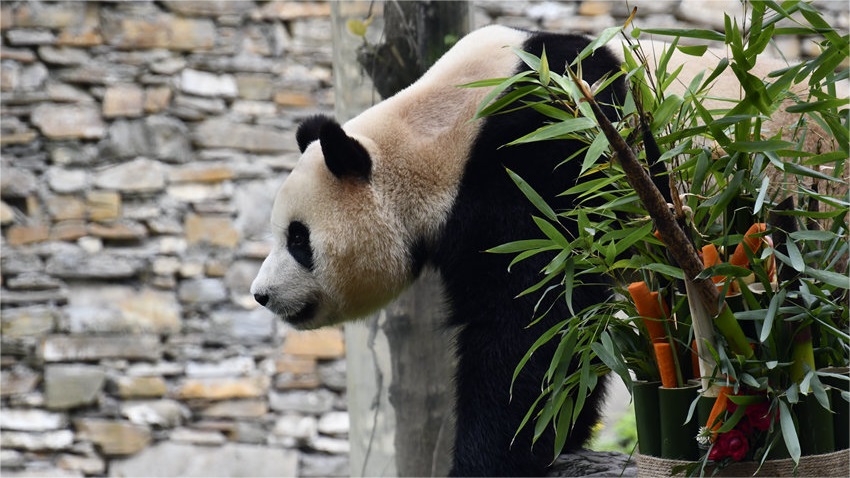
473,0 -> 849,467
590,405 -> 639,454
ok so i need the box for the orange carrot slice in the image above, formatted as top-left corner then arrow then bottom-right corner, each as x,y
730,223 -> 766,268
653,341 -> 678,388
701,244 -> 725,284
706,386 -> 734,437
628,281 -> 669,341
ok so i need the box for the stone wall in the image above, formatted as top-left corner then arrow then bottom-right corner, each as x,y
1,1 -> 344,477
1,1 -> 845,478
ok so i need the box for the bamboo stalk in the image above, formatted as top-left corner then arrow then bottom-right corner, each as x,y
570,72 -> 754,364
684,279 -> 719,391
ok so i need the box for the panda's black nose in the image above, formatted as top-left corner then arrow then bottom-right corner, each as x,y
254,293 -> 269,307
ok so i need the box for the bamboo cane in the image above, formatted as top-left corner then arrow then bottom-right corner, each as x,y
569,71 -> 754,378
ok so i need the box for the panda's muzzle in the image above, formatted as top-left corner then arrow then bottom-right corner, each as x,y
253,292 -> 318,327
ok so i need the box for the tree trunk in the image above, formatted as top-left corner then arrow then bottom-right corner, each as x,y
330,2 -> 470,476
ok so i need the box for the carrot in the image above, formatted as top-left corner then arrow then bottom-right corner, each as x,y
730,223 -> 766,268
690,339 -> 701,379
701,244 -> 724,284
653,341 -> 678,388
705,386 -> 733,437
627,281 -> 669,341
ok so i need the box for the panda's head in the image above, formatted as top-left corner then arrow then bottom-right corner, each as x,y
251,115 -> 419,329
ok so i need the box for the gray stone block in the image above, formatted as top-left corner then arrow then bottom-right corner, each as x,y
109,442 -> 298,477
43,364 -> 105,410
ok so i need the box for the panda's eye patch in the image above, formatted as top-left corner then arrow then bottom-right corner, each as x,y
287,221 -> 314,270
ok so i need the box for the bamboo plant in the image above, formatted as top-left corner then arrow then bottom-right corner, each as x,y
470,0 -> 849,472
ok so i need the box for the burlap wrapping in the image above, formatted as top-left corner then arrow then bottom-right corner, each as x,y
636,449 -> 850,477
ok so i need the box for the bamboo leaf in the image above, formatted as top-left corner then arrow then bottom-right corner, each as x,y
705,170 -> 745,226
580,131 -> 610,175
811,374 -> 831,411
650,95 -> 684,131
787,383 -> 800,404
506,168 -> 559,223
711,114 -> 768,127
472,71 -> 534,118
784,161 -> 848,183
533,216 -> 570,249
754,175 -> 770,214
805,151 -> 849,168
574,26 -> 624,63
531,102 -> 573,121
547,327 -> 578,381
572,354 -> 591,432
553,397 -> 574,459
346,17 -> 372,37
786,238 -> 805,272
477,84 -> 541,118
592,334 -> 631,388
800,370 -> 814,396
543,249 -> 572,275
726,140 -> 796,152
508,245 -> 560,272
540,47 -> 550,86
697,263 -> 752,280
701,57 -> 731,92
779,400 -> 802,464
614,222 -> 654,256
562,174 -> 623,197
511,319 -> 568,397
798,5 -> 846,54
789,230 -> 838,241
506,117 -> 596,146
458,77 -> 511,88
642,263 -> 685,280
512,47 -> 542,71
717,400 -> 748,433
512,391 -> 546,444
785,98 -> 849,113
563,258 -> 576,316
516,267 -> 563,298
677,44 -> 708,56
487,239 -> 554,254
640,27 -> 725,42
804,266 -> 850,289
534,394 -> 560,443
760,289 -> 786,343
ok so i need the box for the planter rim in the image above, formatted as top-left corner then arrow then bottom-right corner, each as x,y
636,449 -> 850,477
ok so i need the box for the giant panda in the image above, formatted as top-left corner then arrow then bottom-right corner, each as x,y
250,25 -> 810,476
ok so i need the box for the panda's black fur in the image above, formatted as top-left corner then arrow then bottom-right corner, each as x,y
276,30 -> 626,477
431,33 -> 624,477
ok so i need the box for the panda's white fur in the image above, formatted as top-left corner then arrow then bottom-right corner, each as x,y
252,25 -> 526,329
251,24 -> 823,476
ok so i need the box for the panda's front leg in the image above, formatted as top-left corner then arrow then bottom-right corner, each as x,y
449,323 -> 554,477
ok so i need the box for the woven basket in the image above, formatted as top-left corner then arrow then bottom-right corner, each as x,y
637,449 -> 850,477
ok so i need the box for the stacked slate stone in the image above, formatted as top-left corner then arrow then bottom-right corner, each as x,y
2,1 -> 845,477
1,1 -> 347,477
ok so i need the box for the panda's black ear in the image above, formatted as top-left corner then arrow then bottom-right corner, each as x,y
296,115 -> 335,153
319,121 -> 372,181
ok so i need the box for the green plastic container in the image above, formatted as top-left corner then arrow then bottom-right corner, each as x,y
820,367 -> 849,451
797,392 -> 836,455
633,380 -> 662,457
658,384 -> 700,460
